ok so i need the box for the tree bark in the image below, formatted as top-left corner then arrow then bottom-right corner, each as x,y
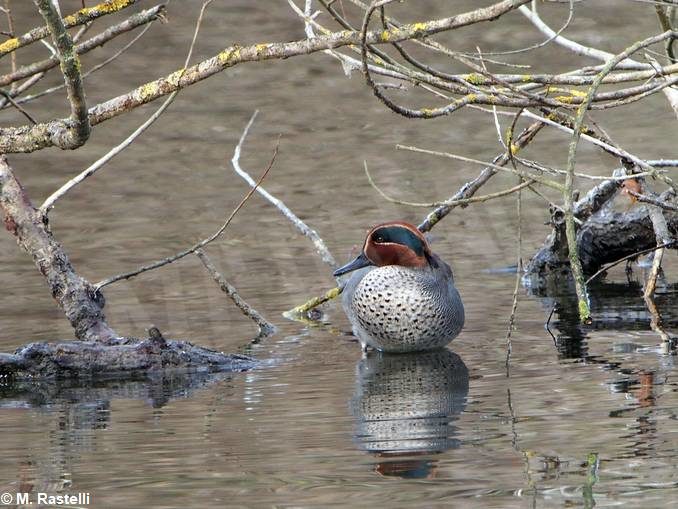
0,336 -> 257,380
524,178 -> 678,288
0,156 -> 116,342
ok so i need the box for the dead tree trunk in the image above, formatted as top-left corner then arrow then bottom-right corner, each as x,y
0,156 -> 116,342
0,156 -> 256,379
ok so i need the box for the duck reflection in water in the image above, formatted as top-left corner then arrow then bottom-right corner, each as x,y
351,349 -> 469,479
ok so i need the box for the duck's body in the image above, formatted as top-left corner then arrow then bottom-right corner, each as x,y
334,222 -> 464,353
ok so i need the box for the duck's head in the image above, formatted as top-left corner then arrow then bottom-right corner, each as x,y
333,221 -> 435,277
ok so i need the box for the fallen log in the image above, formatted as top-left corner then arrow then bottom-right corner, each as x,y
0,156 -> 257,380
0,332 -> 257,380
524,174 -> 678,289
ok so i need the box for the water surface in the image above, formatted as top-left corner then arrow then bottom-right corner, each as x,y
1,1 -> 677,507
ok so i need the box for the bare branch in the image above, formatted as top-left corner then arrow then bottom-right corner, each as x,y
418,120 -> 545,232
364,161 -> 534,208
563,30 -> 678,322
284,285 -> 344,318
231,110 -> 338,269
0,156 -> 117,342
33,0 -> 90,149
0,0 -> 531,153
395,144 -> 564,191
0,5 -> 164,88
6,19 -> 155,109
40,0 -> 212,214
95,137 -> 279,290
196,249 -> 275,337
0,0 -> 140,59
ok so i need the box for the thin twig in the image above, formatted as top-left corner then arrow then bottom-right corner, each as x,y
284,284 -> 345,318
418,120 -> 545,232
40,0 -> 211,214
94,136 -> 280,290
3,0 -> 16,92
396,144 -> 564,191
642,185 -> 674,299
0,89 -> 36,123
196,249 -> 275,337
626,189 -> 678,211
365,160 -> 534,207
232,110 -> 338,270
505,180 -> 523,372
585,241 -> 677,285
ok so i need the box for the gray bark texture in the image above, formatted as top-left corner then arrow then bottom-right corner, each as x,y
525,178 -> 678,288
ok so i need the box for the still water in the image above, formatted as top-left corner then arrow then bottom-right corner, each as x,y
1,1 -> 677,507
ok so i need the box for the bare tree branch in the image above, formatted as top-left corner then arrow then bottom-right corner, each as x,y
0,156 -> 117,342
95,134 -> 280,290
0,0 -> 530,153
231,110 -> 338,269
33,0 -> 90,149
40,0 -> 211,214
0,5 -> 164,88
0,0 -> 140,58
196,249 -> 275,337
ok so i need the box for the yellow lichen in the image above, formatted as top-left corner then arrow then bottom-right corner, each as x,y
381,30 -> 390,42
421,108 -> 435,117
412,22 -> 427,33
549,86 -> 588,99
464,73 -> 486,85
578,299 -> 590,321
70,0 -> 132,19
167,69 -> 184,86
521,74 -> 532,82
255,43 -> 269,55
137,82 -> 158,101
0,37 -> 20,54
510,143 -> 519,155
218,47 -> 240,65
555,96 -> 574,103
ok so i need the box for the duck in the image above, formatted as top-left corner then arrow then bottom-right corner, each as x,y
333,221 -> 464,353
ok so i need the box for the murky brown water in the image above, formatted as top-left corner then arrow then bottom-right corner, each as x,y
1,1 -> 678,507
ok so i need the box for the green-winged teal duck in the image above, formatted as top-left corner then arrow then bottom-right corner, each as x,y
334,221 -> 464,353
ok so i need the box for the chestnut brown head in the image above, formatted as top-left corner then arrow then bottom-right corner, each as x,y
333,222 -> 433,277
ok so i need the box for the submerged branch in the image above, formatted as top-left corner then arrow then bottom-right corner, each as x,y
196,249 -> 275,337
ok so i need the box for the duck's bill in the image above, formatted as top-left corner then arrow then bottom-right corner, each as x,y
333,252 -> 372,277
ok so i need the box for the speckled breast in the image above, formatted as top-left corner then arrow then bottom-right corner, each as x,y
347,265 -> 464,352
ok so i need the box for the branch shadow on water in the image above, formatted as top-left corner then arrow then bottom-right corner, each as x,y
350,348 -> 469,479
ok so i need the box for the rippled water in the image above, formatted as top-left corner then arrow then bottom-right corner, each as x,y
1,1 -> 678,507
